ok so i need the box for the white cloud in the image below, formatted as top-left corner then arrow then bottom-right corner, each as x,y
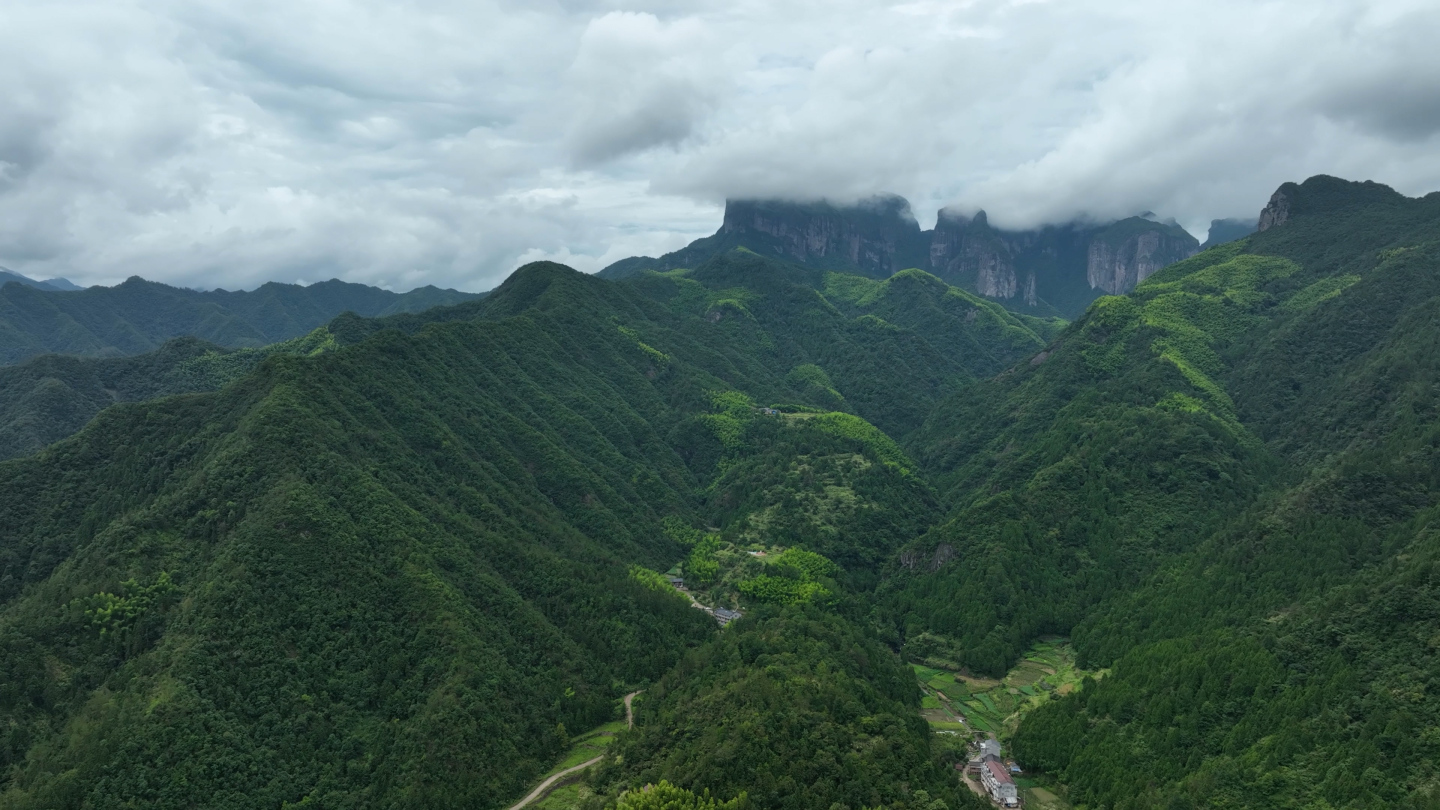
0,0 -> 1438,290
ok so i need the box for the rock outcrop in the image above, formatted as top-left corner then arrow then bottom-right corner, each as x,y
1086,225 -> 1200,294
1257,186 -> 1293,232
602,196 -> 1200,316
928,210 -> 1197,310
718,195 -> 929,278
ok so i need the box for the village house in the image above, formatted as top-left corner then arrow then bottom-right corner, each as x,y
712,607 -> 742,626
981,759 -> 1020,808
966,738 -> 1003,774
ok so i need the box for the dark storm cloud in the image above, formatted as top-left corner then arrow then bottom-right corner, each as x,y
0,0 -> 1437,290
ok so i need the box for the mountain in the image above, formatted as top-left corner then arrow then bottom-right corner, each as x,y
600,196 -> 1200,318
0,268 -> 83,292
3,172 -> 1440,810
0,250 -> 1049,808
0,276 -> 481,366
1200,216 -> 1259,249
0,329 -> 338,463
881,174 -> 1440,807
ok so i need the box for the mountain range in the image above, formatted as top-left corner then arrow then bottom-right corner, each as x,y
601,196 -> 1257,318
0,276 -> 481,366
0,268 -> 85,292
0,174 -> 1436,810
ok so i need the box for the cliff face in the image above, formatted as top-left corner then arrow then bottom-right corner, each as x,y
926,211 -> 1197,312
1085,223 -> 1201,294
719,196 -> 929,278
601,196 -> 1200,317
1258,186 -> 1294,231
928,211 -> 1035,304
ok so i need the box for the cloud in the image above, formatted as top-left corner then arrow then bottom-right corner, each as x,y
565,12 -> 719,165
0,0 -> 1437,290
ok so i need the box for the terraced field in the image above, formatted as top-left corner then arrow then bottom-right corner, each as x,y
912,637 -> 1098,738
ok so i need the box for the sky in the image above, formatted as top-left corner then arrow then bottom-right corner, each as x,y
2,0 -> 1439,292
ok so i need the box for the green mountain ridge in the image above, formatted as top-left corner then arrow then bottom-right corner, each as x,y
0,329 -> 339,463
884,174 -> 1440,808
0,276 -> 481,366
0,173 -> 1438,810
0,251 -> 1033,809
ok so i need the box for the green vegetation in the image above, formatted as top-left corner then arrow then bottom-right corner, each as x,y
0,251 -> 1033,809
891,175 -> 1440,808
0,276 -> 478,365
912,639 -> 1096,739
595,607 -> 983,810
6,175 -> 1440,810
0,328 -> 341,461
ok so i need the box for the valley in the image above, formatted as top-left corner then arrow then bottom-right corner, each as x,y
0,175 -> 1437,809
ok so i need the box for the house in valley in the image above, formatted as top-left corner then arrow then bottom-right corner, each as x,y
981,759 -> 1020,808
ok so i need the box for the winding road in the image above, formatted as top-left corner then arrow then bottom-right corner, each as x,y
505,691 -> 641,810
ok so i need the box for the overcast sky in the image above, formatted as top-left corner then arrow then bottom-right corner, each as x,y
3,0 -> 1439,292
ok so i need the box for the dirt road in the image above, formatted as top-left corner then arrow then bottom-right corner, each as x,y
624,690 -> 638,729
506,757 -> 603,810
505,691 -> 643,810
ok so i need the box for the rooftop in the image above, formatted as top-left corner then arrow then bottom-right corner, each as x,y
985,760 -> 1014,785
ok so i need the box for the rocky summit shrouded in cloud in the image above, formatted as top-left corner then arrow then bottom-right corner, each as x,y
1,1 -> 1438,291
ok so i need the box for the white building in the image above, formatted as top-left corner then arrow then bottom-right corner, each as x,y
981,759 -> 1019,808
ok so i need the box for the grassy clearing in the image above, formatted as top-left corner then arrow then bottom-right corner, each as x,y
911,637 -> 1099,740
1015,776 -> 1073,810
532,782 -> 594,810
551,720 -> 626,771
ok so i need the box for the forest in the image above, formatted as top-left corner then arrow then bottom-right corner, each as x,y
0,175 -> 1437,809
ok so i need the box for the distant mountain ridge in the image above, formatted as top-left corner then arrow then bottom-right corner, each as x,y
600,195 -> 1204,317
0,275 -> 481,365
0,267 -> 84,292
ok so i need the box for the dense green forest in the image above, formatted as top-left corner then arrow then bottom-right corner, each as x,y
0,276 -> 478,365
883,176 -> 1440,807
0,329 -> 338,461
595,606 -> 984,810
2,175 -> 1440,809
0,250 -> 1037,808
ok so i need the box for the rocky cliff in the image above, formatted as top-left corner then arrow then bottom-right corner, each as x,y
1257,186 -> 1294,231
718,196 -> 930,278
926,210 -> 1197,312
1085,219 -> 1201,294
602,196 -> 1200,317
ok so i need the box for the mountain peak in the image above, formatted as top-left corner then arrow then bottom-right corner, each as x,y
1260,175 -> 1407,231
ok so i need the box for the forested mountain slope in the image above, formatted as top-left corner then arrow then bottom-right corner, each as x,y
876,175 -> 1440,808
0,329 -> 338,462
0,254 -> 1031,809
0,276 -> 479,365
5,173 -> 1437,810
597,606 -> 982,810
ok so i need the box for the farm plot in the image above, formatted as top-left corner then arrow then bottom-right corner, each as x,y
912,637 -> 1099,739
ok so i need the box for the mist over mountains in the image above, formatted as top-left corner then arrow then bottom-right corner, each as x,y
602,196 -> 1257,317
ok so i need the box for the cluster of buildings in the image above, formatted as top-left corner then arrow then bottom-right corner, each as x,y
964,739 -> 1020,807
664,575 -> 743,626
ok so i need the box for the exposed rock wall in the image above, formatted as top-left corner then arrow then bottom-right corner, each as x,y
605,195 -> 1200,315
721,196 -> 928,277
1257,187 -> 1293,231
1086,229 -> 1198,294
